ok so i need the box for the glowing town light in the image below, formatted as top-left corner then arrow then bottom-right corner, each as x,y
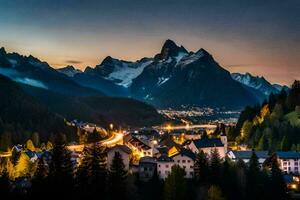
109,123 -> 114,130
166,124 -> 172,131
291,184 -> 298,189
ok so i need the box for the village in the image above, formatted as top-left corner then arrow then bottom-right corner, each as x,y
5,120 -> 300,193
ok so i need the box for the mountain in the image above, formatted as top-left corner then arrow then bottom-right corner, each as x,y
0,48 -> 165,127
57,65 -> 82,77
20,83 -> 165,127
0,48 -> 103,96
231,72 -> 286,96
71,56 -> 154,97
272,83 -> 289,92
129,40 -> 260,109
1,40 -> 279,110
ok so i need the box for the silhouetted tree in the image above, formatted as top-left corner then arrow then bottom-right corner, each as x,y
269,154 -> 287,200
0,168 -> 10,197
107,152 -> 128,200
48,134 -> 74,198
194,150 -> 209,184
164,165 -> 187,200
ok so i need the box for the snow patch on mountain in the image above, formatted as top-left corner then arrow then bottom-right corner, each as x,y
157,77 -> 170,86
107,60 -> 153,87
175,52 -> 188,62
177,51 -> 205,67
231,72 -> 279,96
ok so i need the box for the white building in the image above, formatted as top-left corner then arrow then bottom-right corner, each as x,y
185,136 -> 227,158
227,150 -> 269,168
124,134 -> 158,157
157,149 -> 196,179
157,155 -> 174,179
171,149 -> 195,178
277,152 -> 300,174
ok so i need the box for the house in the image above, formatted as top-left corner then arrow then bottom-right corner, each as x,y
227,150 -> 269,168
138,156 -> 157,181
171,149 -> 196,178
184,136 -> 227,158
157,148 -> 196,179
157,155 -> 174,179
107,145 -> 132,170
124,134 -> 158,157
276,151 -> 300,174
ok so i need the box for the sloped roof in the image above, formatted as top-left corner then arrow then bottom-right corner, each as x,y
276,151 -> 300,159
231,151 -> 269,159
171,148 -> 196,160
157,155 -> 173,162
193,138 -> 223,148
125,134 -> 151,150
139,156 -> 157,164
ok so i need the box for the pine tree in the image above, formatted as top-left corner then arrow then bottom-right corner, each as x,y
164,165 -> 187,200
207,185 -> 225,200
77,142 -> 107,198
210,148 -> 221,185
108,151 -> 128,200
269,154 -> 287,200
280,136 -> 290,151
148,168 -> 163,200
194,150 -> 209,184
31,156 -> 48,198
48,134 -> 74,198
246,151 -> 262,200
0,168 -> 10,197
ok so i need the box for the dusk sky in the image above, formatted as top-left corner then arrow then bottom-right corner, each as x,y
0,0 -> 299,85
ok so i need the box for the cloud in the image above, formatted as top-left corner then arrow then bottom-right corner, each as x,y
65,60 -> 82,64
226,64 -> 256,68
0,68 -> 48,89
14,77 -> 48,89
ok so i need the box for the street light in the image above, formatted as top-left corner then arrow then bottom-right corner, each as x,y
109,123 -> 114,130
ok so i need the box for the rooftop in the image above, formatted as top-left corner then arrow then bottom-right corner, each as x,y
230,151 -> 269,159
192,138 -> 224,148
171,148 -> 196,160
276,151 -> 300,159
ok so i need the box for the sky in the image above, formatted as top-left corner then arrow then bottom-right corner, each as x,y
0,0 -> 299,85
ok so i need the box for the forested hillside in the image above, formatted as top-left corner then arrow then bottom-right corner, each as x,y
229,81 -> 300,152
0,75 -> 76,151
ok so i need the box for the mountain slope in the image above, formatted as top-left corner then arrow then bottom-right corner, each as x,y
20,83 -> 165,127
0,75 -> 75,148
231,72 -> 282,96
0,48 -> 103,96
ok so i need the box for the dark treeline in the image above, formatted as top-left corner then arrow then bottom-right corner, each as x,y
0,136 -> 287,200
228,80 -> 300,152
0,75 -> 77,151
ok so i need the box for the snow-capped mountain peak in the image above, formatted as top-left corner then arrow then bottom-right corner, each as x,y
57,65 -> 82,77
155,39 -> 188,60
231,72 -> 281,96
